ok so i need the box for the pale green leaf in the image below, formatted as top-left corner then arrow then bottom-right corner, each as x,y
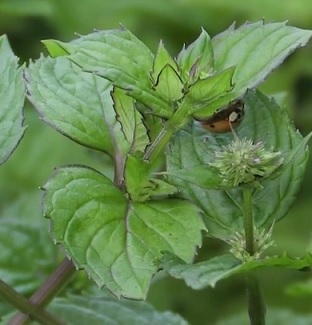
43,166 -> 205,299
26,56 -> 117,155
44,29 -> 173,118
0,35 -> 26,165
213,21 -> 312,89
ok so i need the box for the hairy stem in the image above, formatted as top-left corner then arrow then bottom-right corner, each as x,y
8,258 -> 75,325
0,278 -> 63,325
243,187 -> 266,325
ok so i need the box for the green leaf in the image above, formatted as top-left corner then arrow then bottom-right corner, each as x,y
177,28 -> 214,84
124,155 -> 178,201
213,21 -> 312,89
26,56 -> 117,155
161,252 -> 312,290
48,294 -> 188,325
0,35 -> 26,165
45,29 -> 173,118
154,64 -> 183,102
124,155 -> 153,201
112,87 -> 149,155
187,67 -> 234,103
0,192 -> 57,295
189,21 -> 312,118
148,178 -> 178,198
41,39 -> 70,57
166,90 -> 309,236
43,166 -> 205,299
152,40 -> 178,82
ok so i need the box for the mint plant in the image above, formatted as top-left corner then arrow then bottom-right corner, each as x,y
1,21 -> 312,324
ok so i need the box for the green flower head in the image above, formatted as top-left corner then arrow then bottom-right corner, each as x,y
210,138 -> 284,187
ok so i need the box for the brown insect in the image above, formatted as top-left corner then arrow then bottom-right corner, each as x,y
198,99 -> 245,133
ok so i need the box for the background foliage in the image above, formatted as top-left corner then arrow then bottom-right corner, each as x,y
1,1 -> 312,324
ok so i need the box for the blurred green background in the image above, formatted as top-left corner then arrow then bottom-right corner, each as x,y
1,0 -> 312,324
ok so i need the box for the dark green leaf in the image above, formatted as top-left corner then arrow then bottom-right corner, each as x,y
43,166 -> 205,299
162,252 -> 312,290
166,91 -> 309,236
0,35 -> 26,165
26,56 -> 116,155
48,294 -> 188,325
0,192 -> 57,294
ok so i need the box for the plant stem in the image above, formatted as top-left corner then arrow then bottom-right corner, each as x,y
143,126 -> 175,161
0,279 -> 62,325
8,258 -> 75,325
243,187 -> 254,256
242,187 -> 266,325
143,101 -> 191,162
245,274 -> 266,325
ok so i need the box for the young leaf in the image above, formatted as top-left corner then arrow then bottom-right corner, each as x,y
187,67 -> 234,103
0,35 -> 26,165
177,28 -> 214,84
112,87 -> 149,155
154,64 -> 183,102
43,166 -> 205,299
124,155 -> 153,201
152,40 -> 178,83
48,294 -> 188,325
44,29 -> 173,118
166,91 -> 309,236
124,155 -> 178,201
161,252 -> 312,290
26,56 -> 116,155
